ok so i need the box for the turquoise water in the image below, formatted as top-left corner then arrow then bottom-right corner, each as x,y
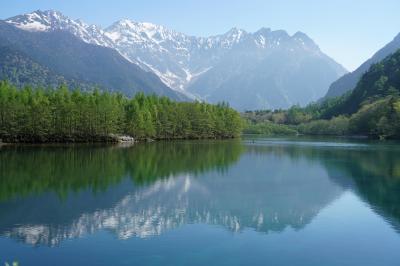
1,137 -> 400,265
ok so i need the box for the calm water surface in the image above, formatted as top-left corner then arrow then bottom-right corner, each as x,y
1,137 -> 400,266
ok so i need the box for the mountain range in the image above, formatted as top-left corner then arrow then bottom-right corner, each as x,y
3,10 -> 347,110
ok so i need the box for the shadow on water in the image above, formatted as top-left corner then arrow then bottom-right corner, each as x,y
1,137 -> 400,246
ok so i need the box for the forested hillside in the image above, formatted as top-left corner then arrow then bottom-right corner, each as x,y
322,49 -> 400,117
0,45 -> 98,90
0,81 -> 242,143
325,32 -> 400,99
243,49 -> 400,139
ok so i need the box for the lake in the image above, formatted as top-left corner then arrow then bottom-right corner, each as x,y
1,137 -> 400,266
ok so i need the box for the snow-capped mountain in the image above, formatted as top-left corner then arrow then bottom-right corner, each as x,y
5,10 -> 347,109
104,21 -> 254,90
187,29 -> 348,110
6,10 -> 113,47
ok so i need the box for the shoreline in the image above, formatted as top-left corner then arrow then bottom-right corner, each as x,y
3,133 -> 393,146
0,135 -> 238,146
242,133 -> 370,138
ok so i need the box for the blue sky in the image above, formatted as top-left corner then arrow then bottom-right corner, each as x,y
1,0 -> 399,71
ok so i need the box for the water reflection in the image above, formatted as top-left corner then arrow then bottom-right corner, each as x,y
0,141 -> 243,245
246,139 -> 400,232
0,138 -> 399,246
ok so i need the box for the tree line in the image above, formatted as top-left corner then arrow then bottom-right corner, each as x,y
0,81 -> 243,142
243,95 -> 400,139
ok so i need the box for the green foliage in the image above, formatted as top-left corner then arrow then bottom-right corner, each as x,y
297,115 -> 350,136
244,96 -> 400,139
297,96 -> 400,139
348,96 -> 400,138
308,91 -> 352,120
242,106 -> 312,126
0,81 -> 243,142
243,121 -> 298,135
286,105 -> 313,125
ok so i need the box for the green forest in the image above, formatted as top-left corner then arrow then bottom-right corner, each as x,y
0,81 -> 243,143
243,49 -> 400,139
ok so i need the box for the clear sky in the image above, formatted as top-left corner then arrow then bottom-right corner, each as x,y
1,0 -> 399,71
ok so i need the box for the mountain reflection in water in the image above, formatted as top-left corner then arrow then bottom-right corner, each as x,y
0,138 -> 399,247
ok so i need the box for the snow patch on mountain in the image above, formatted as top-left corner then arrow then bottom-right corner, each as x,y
10,20 -> 49,31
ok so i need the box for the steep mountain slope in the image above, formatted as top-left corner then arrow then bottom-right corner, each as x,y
325,33 -> 400,99
349,49 -> 400,106
322,49 -> 400,117
5,10 -> 347,108
0,45 -> 69,87
0,42 -> 101,90
0,21 -> 186,99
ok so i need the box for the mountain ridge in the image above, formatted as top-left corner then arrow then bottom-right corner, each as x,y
5,10 -> 347,109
